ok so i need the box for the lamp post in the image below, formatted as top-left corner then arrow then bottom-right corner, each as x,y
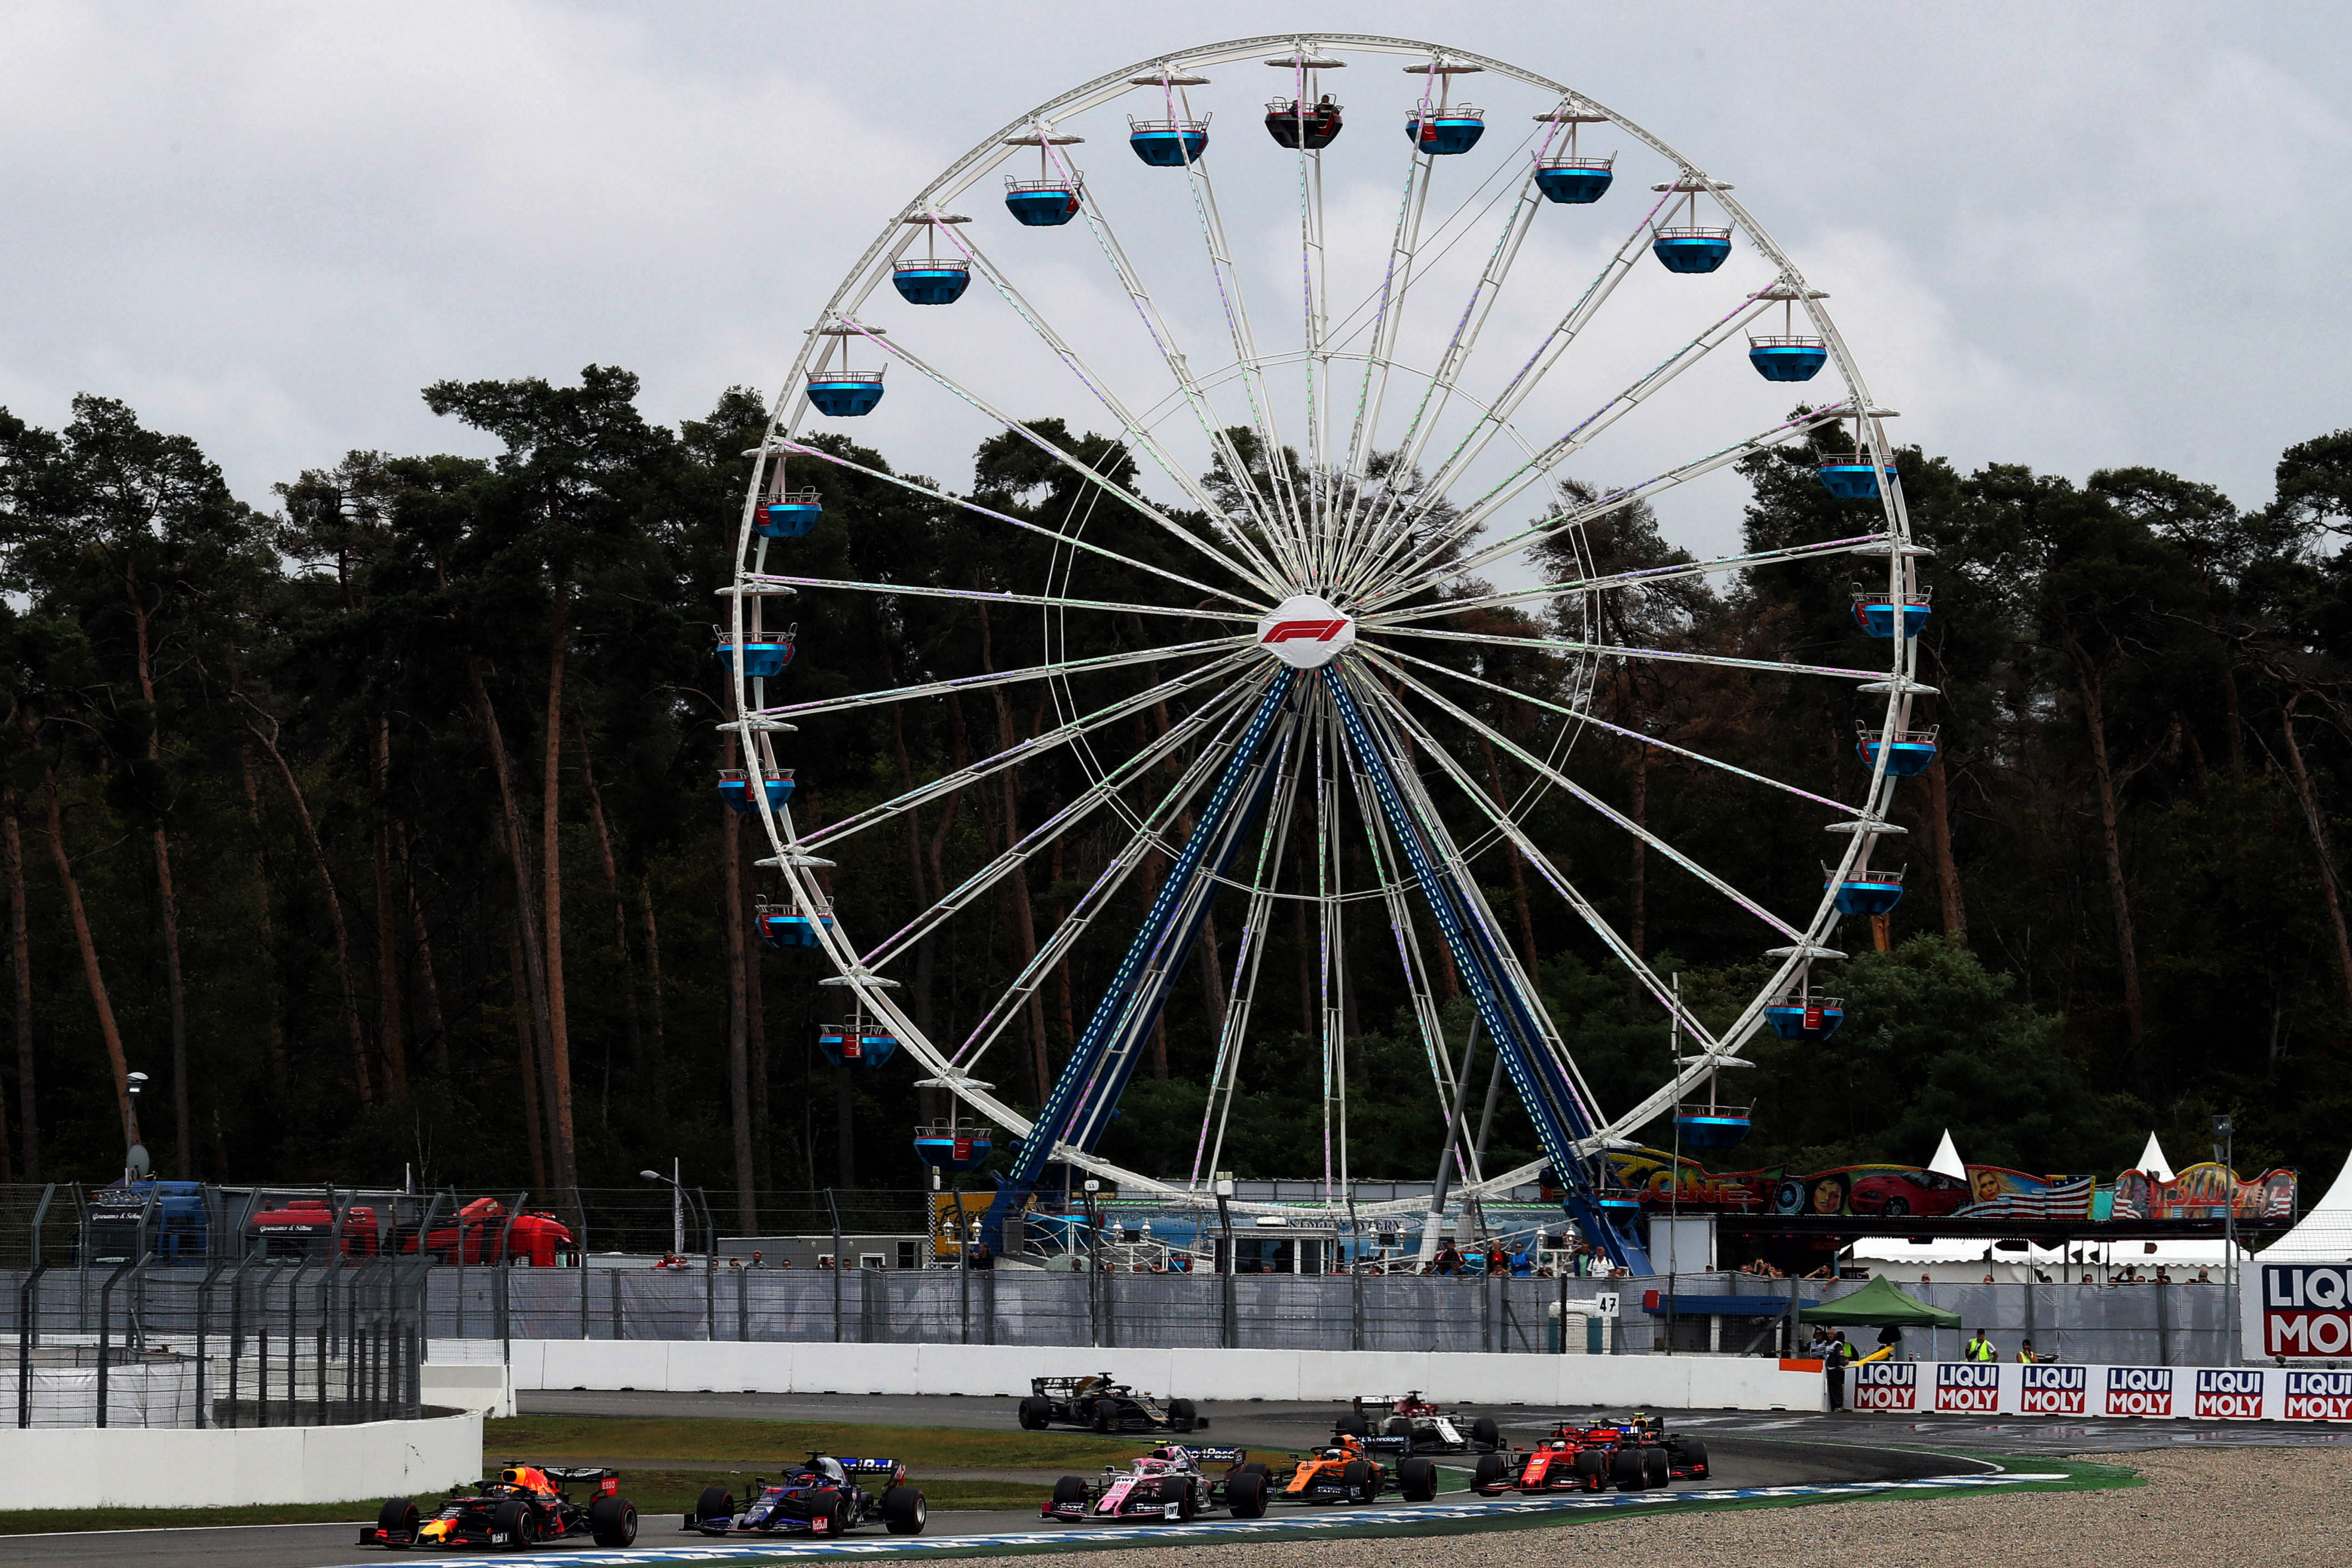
2212,1115 -> 2236,1362
640,1163 -> 685,1257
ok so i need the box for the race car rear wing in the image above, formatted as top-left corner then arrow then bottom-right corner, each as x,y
537,1466 -> 618,1483
834,1457 -> 902,1473
1176,1446 -> 1246,1464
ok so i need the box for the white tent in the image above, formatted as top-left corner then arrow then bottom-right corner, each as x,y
1927,1129 -> 1966,1180
2259,1149 -> 2352,1262
2134,1131 -> 2176,1182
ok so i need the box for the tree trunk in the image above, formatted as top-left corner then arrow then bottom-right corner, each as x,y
248,716 -> 374,1108
396,821 -> 448,1079
539,588 -> 577,1191
720,741 -> 757,1234
18,718 -> 138,1148
640,870 -> 667,1123
4,795 -> 35,1179
236,747 -> 288,1081
2065,640 -> 2145,1057
507,921 -> 548,1192
1923,752 -> 1969,947
465,655 -> 562,1173
369,715 -> 407,1101
1628,739 -> 1650,962
2281,700 -> 2352,1016
836,1065 -> 857,1187
573,723 -> 642,1083
126,580 -> 192,1171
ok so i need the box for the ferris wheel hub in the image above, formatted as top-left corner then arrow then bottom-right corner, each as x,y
1255,594 -> 1356,669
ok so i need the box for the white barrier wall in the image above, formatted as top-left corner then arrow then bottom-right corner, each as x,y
509,1340 -> 1827,1414
1851,1360 -> 2352,1421
0,1408 -> 483,1510
422,1361 -> 516,1417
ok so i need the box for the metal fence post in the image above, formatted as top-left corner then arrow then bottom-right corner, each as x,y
17,1264 -> 49,1427
826,1189 -> 843,1343
610,1266 -> 622,1340
2158,1277 -> 2172,1366
737,1264 -> 749,1341
95,1256 -> 137,1429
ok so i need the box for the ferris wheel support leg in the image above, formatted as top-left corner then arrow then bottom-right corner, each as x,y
979,672 -> 1300,1256
1327,665 -> 1651,1273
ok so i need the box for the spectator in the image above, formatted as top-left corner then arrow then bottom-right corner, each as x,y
818,1256 -> 836,1270
1964,1327 -> 1996,1361
1825,1332 -> 1854,1411
778,1258 -> 794,1269
1433,1243 -> 1464,1277
1920,1273 -> 1932,1284
749,1250 -> 768,1268
2017,1338 -> 2045,1364
2195,1268 -> 2212,1283
2155,1267 -> 2173,1284
969,1240 -> 994,1271
728,1258 -> 743,1270
1803,1262 -> 1834,1280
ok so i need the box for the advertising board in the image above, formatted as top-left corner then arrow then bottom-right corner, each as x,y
1850,1360 -> 1917,1412
1933,1362 -> 2000,1413
2019,1363 -> 2085,1415
2251,1264 -> 2352,1358
2102,1366 -> 2173,1417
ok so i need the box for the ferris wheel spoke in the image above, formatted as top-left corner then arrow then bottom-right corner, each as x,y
1369,640 -> 1866,818
727,573 -> 1257,625
1363,531 -> 1890,627
770,438 -> 1262,611
1358,644 -> 1807,942
1334,145 -> 1436,554
834,319 -> 1286,595
1363,402 -> 1854,611
757,634 -> 1246,725
858,664 -> 1261,969
798,649 -> 1253,854
1370,621 -> 1888,683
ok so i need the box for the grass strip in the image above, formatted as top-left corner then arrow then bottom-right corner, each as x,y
485,1415 -> 1132,1470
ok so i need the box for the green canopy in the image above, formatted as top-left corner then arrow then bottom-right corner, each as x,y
1797,1274 -> 1962,1329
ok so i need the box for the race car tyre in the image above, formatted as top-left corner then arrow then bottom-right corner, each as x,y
588,1497 -> 638,1547
1643,1448 -> 1670,1489
1176,1485 -> 1199,1521
1341,1460 -> 1375,1504
1052,1476 -> 1090,1512
1399,1458 -> 1438,1502
1335,1412 -> 1369,1439
1090,1403 -> 1114,1433
1472,1452 -> 1508,1495
1226,1473 -> 1268,1519
490,1501 -> 534,1550
1471,1415 -> 1501,1450
1168,1398 -> 1198,1432
1383,1415 -> 1414,1438
694,1487 -> 735,1530
1611,1450 -> 1647,1491
376,1498 -> 419,1544
1240,1461 -> 1274,1481
882,1486 -> 927,1535
1018,1397 -> 1050,1430
1682,1438 -> 1710,1479
1574,1450 -> 1608,1488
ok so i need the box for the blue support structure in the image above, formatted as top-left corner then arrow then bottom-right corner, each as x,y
1326,670 -> 1652,1272
980,673 -> 1298,1253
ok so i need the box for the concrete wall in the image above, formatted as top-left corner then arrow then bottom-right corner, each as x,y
0,1407 -> 482,1510
508,1339 -> 1826,1413
420,1361 -> 514,1417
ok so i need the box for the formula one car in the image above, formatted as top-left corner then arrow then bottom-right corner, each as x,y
1338,1392 -> 1501,1455
1043,1445 -> 1260,1522
1018,1373 -> 1204,1433
362,1464 -> 639,1550
1472,1415 -> 1708,1495
684,1454 -> 925,1538
1258,1433 -> 1389,1507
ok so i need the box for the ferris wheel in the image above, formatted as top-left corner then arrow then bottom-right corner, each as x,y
723,34 -> 1926,1269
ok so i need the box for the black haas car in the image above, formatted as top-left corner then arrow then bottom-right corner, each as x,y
685,1453 -> 925,1538
1019,1373 -> 1204,1433
1337,1391 -> 1501,1455
362,1464 -> 638,1550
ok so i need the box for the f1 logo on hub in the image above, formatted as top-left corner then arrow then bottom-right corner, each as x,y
2104,1366 -> 2173,1417
1256,595 -> 1357,670
2021,1363 -> 2086,1415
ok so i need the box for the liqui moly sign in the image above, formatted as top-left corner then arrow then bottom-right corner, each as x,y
2260,1265 -> 2352,1358
1850,1361 -> 1917,1411
2020,1363 -> 2086,1415
2103,1366 -> 2173,1417
2285,1370 -> 2352,1421
2193,1368 -> 2265,1420
1933,1362 -> 2000,1413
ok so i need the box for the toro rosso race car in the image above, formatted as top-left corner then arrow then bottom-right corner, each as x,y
1044,1445 -> 1259,1522
685,1453 -> 926,1538
1472,1414 -> 1709,1495
1019,1373 -> 1204,1433
1338,1391 -> 1501,1455
361,1464 -> 639,1550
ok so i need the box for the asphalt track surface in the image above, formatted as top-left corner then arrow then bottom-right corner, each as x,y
12,1386 -> 2300,1568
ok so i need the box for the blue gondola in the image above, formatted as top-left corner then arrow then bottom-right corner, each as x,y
805,370 -> 884,418
1830,868 -> 1905,917
1653,227 -> 1733,273
757,898 -> 832,950
1749,336 -> 1827,381
1856,724 -> 1939,777
818,1023 -> 898,1068
1004,177 -> 1082,226
1534,156 -> 1613,204
892,264 -> 971,305
1851,589 -> 1932,638
1407,109 -> 1485,155
1265,96 -> 1341,149
1765,995 -> 1845,1041
1129,117 -> 1209,166
717,766 -> 795,815
1675,1107 -> 1753,1152
1819,455 -> 1898,499
759,488 -> 821,539
914,1121 -> 995,1173
715,631 -> 793,678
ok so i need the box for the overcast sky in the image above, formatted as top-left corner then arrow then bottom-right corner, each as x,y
3,1 -> 2346,554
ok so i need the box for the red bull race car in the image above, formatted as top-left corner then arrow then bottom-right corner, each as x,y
1044,1444 -> 1261,1522
685,1453 -> 926,1537
361,1464 -> 639,1550
1338,1391 -> 1501,1455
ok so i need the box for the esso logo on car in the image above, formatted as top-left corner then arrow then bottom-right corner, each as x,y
1850,1361 -> 1917,1412
2104,1366 -> 2173,1417
2285,1371 -> 2352,1421
1256,595 -> 1357,670
1934,1363 -> 2000,1412
2195,1369 -> 2266,1420
2021,1363 -> 2086,1415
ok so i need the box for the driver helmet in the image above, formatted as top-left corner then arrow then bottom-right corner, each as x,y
815,1458 -> 848,1485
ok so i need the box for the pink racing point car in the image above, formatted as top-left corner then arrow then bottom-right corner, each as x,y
1043,1445 -> 1267,1522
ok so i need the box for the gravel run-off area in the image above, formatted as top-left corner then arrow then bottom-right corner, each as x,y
980,1449 -> 2352,1568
